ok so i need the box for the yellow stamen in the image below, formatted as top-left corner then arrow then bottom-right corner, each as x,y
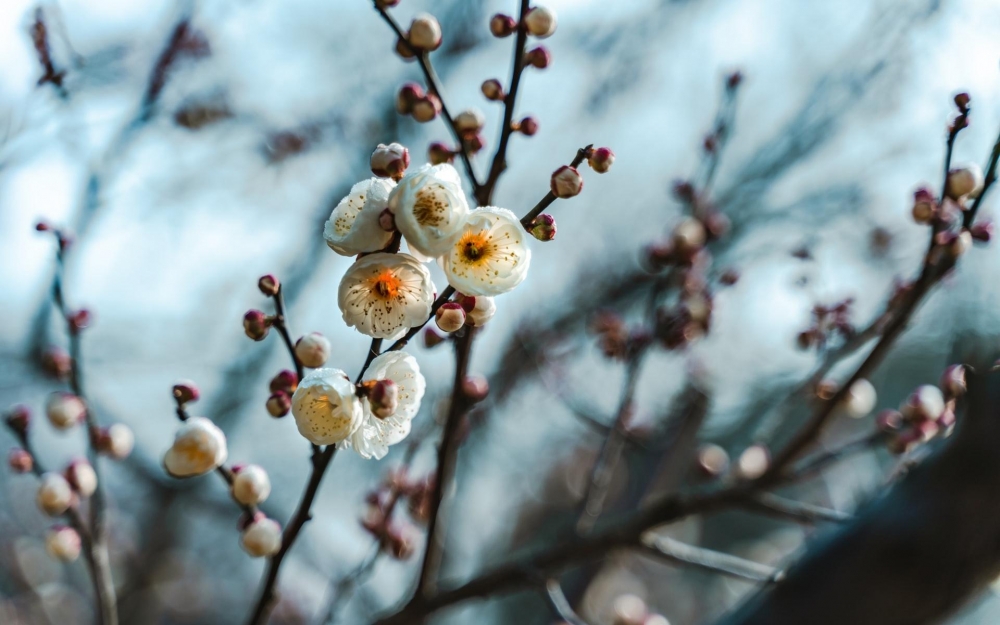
458,231 -> 491,265
369,270 -> 402,300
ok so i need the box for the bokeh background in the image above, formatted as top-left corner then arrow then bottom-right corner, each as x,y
3,0 -> 1000,623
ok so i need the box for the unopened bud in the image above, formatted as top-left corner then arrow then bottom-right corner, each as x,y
64,459 -> 97,497
901,384 -> 946,422
462,133 -> 486,154
68,309 -> 91,334
454,109 -> 486,135
524,46 -> 551,69
954,92 -> 971,111
612,594 -> 647,625
950,230 -> 973,257
971,221 -> 993,243
172,381 -> 201,405
517,116 -> 539,136
4,405 -> 31,435
911,187 -> 937,224
587,146 -> 615,173
98,423 -> 134,460
269,370 -> 298,394
241,514 -> 282,558
369,379 -> 399,418
396,83 -> 424,115
379,207 -> 396,232
257,274 -> 280,296
946,163 -> 984,200
481,79 -> 504,101
839,378 -> 877,419
423,327 -> 447,348
46,526 -> 82,562
428,141 -> 454,165
940,364 -> 967,398
37,472 -> 74,516
696,443 -> 729,477
435,302 -> 466,333
295,332 -> 330,368
735,444 -> 770,480
727,71 -> 744,90
8,448 -> 33,473
232,464 -> 271,506
524,6 -> 557,38
412,94 -> 442,123
40,346 -> 72,379
371,142 -> 410,180
266,391 -> 291,418
462,374 -> 489,402
395,37 -> 415,60
550,165 -> 583,199
530,214 -> 557,241
672,217 -> 707,257
243,310 -> 270,341
46,392 -> 86,430
489,13 -> 517,38
408,13 -> 442,51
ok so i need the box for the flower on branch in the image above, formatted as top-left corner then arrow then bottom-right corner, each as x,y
163,416 -> 228,478
241,514 -> 282,558
441,207 -> 531,296
232,464 -> 272,506
388,163 -> 470,258
37,472 -> 74,516
338,253 -> 436,339
291,368 -> 363,446
524,6 -> 558,38
46,526 -> 82,563
46,392 -> 86,430
324,178 -> 397,256
345,351 -> 426,460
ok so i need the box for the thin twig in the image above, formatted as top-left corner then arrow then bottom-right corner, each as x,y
741,492 -> 853,525
779,431 -> 886,484
519,145 -> 592,229
638,533 -> 783,584
544,579 -> 591,625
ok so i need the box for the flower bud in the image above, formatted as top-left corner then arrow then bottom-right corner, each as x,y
412,94 -> 442,123
8,448 -> 33,473
4,405 -> 30,435
369,379 -> 399,419
735,444 -> 770,480
466,295 -> 496,327
64,459 -> 97,497
164,417 -> 228,478
587,146 -> 615,173
696,443 -> 729,477
423,327 -> 446,348
428,141 -> 454,165
408,13 -> 442,51
232,464 -> 271,506
839,378 -> 877,419
454,108 -> 486,135
524,46 -> 551,69
517,116 -> 539,136
269,370 -> 298,394
40,346 -> 72,379
524,6 -> 557,38
172,381 -> 200,405
371,143 -> 410,180
243,310 -> 270,341
612,594 -> 647,625
396,82 -> 424,115
481,78 -> 504,101
462,374 -> 489,402
46,526 -> 81,562
550,165 -> 583,199
257,274 -> 280,296
395,37 -> 415,60
971,221 -> 993,243
911,187 -> 937,224
435,302 -> 466,333
241,514 -> 282,557
529,214 -> 557,241
876,409 -> 903,432
901,384 -> 946,422
379,207 -> 396,232
294,332 -> 330,368
489,13 -> 517,38
37,472 -> 74,516
462,133 -> 486,154
98,423 -> 134,460
68,309 -> 91,334
266,391 -> 291,418
954,92 -> 971,111
940,364 -> 967,398
946,163 -> 984,200
672,217 -> 707,257
36,220 -> 52,232
46,392 -> 86,430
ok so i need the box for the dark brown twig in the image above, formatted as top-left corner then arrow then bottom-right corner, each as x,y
519,145 -> 592,229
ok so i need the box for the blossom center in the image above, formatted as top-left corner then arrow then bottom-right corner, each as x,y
413,185 -> 447,226
369,270 -> 402,300
459,231 -> 491,265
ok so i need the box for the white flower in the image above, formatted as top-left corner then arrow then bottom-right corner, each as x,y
339,253 -> 436,339
441,207 -> 531,296
46,392 -> 85,430
324,178 -> 396,256
46,526 -> 81,562
37,473 -> 73,516
241,515 -> 282,558
388,163 -> 469,257
163,417 -> 228,478
343,351 -> 425,460
232,464 -> 271,506
291,368 -> 363,445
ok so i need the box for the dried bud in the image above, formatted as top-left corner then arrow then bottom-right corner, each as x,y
68,309 -> 91,334
37,472 -> 74,516
612,594 -> 647,625
435,302 -> 466,333
4,405 -> 30,435
396,82 -> 424,115
489,13 -> 517,38
940,364 -> 967,398
462,374 -> 489,402
172,381 -> 200,405
465,295 -> 496,327
46,526 -> 81,562
524,6 -> 557,38
696,443 -> 729,477
243,310 -> 271,341
241,514 -> 282,558
8,448 -> 33,473
46,392 -> 86,430
369,380 -> 399,418
839,378 -> 877,419
294,332 -> 331,368
911,187 -> 937,224
954,92 -> 971,111
454,108 -> 486,135
524,46 -> 551,69
269,370 -> 298,394
98,423 -> 134,460
901,384 -> 946,422
481,78 -> 504,101
371,142 -> 410,180
423,327 -> 447,348
266,391 -> 292,418
64,459 -> 97,497
530,214 -> 557,241
971,221 -> 993,243
550,165 -> 583,199
40,346 -> 72,379
408,13 -> 442,51
587,146 -> 615,173
517,116 -> 539,136
412,94 -> 442,123
672,217 -> 707,258
428,141 -> 454,165
232,464 -> 271,506
946,163 -> 984,200
735,444 -> 770,480
257,274 -> 280,296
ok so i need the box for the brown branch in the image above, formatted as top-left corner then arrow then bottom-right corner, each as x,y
270,284 -> 305,382
962,125 -> 1000,228
639,534 -> 783,583
740,492 -> 853,525
778,431 -> 886,484
519,145 -> 592,229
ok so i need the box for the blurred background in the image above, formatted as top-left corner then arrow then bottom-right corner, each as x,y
3,0 -> 1000,623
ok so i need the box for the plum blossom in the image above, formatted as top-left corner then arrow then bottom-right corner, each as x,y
441,207 -> 531,296
324,178 -> 396,256
343,351 -> 425,460
388,163 -> 469,257
339,253 -> 435,339
163,417 -> 228,478
291,368 -> 363,445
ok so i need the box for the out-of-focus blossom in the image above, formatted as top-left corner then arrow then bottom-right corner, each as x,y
163,417 -> 228,478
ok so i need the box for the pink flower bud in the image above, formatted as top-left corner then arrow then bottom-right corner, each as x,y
257,274 -> 280,296
64,459 -> 97,497
524,46 -> 551,69
489,13 -> 517,38
412,94 -> 442,123
524,6 -> 557,38
4,405 -> 30,435
454,109 -> 486,135
266,391 -> 291,418
98,423 -> 134,460
435,302 -> 466,333
529,214 -> 557,241
408,13 -> 442,51
461,374 -> 489,402
40,346 -> 72,379
940,364 -> 966,398
68,309 -> 91,334
46,526 -> 82,562
8,448 -> 33,473
396,82 -> 424,115
294,332 -> 331,368
423,327 -> 446,348
481,78 -> 504,101
672,217 -> 707,258
517,116 -> 539,136
370,142 -> 410,180
911,187 -> 937,224
369,379 -> 399,419
428,141 -> 454,165
550,165 -> 583,198
243,310 -> 270,341
971,221 -> 993,243
946,163 -> 984,200
172,381 -> 201,405
269,370 -> 298,394
587,146 -> 615,173
46,392 -> 86,430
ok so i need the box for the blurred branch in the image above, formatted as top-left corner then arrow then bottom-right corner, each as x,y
544,579 -> 592,625
740,492 -> 853,525
30,8 -> 68,97
639,534 -> 783,584
779,431 -> 886,484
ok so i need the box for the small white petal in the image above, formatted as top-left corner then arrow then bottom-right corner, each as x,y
324,178 -> 396,256
342,351 -> 425,460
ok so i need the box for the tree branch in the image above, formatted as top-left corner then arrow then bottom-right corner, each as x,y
639,533 -> 783,584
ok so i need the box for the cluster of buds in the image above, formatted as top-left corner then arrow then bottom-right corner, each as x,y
797,298 -> 855,350
431,293 -> 497,337
878,367 -> 964,454
453,108 -> 487,155
490,6 -> 557,39
266,370 -> 297,418
370,142 -> 410,180
611,594 -> 670,625
909,185 -> 989,257
396,82 -> 442,124
587,311 -> 650,360
394,13 -> 442,57
361,469 -> 435,560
